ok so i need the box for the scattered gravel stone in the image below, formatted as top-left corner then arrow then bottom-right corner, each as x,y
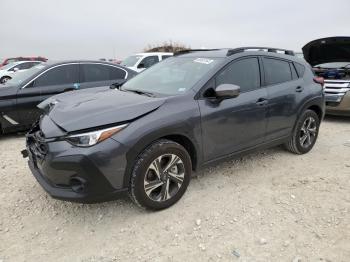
283,240 -> 290,247
195,219 -> 201,226
292,256 -> 302,262
259,238 -> 267,245
232,250 -> 240,258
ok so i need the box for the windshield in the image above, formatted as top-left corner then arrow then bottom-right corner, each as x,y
314,62 -> 350,69
122,57 -> 223,95
3,64 -> 46,86
121,55 -> 142,67
0,62 -> 17,71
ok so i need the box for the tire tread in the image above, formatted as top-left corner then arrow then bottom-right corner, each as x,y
129,139 -> 188,210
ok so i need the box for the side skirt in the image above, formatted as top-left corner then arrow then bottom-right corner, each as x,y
201,136 -> 290,169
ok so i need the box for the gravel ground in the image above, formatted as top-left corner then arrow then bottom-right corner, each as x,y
0,116 -> 349,262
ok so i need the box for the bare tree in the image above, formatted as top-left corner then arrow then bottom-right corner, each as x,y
144,40 -> 190,53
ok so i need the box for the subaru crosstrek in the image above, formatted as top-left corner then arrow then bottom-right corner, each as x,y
24,47 -> 325,210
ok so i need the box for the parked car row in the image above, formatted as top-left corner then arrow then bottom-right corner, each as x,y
20,47 -> 325,210
0,61 -> 136,134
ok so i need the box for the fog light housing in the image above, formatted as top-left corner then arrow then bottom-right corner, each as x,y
70,177 -> 87,193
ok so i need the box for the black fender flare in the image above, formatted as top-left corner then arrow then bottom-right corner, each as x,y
122,126 -> 202,188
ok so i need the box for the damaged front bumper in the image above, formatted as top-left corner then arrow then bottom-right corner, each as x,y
24,118 -> 130,203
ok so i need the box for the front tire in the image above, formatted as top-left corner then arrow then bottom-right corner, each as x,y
129,139 -> 192,210
0,76 -> 11,84
284,110 -> 320,154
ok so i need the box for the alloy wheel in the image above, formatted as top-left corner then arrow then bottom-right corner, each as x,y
144,154 -> 185,202
299,116 -> 317,148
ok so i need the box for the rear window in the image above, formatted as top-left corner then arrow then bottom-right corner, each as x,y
263,58 -> 292,85
80,64 -> 125,82
294,62 -> 305,77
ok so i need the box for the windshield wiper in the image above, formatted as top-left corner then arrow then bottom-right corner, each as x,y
122,88 -> 155,97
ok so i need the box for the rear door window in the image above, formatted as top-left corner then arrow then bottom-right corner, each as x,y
34,64 -> 79,87
263,58 -> 292,85
216,57 -> 260,93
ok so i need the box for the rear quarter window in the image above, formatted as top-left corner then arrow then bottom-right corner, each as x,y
290,63 -> 298,80
294,62 -> 305,77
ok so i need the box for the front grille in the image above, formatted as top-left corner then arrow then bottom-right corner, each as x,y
324,80 -> 350,94
26,123 -> 48,161
324,80 -> 350,105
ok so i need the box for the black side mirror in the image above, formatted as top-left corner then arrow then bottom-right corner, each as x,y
138,63 -> 145,69
215,84 -> 240,99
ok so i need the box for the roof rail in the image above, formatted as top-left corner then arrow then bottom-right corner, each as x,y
227,47 -> 295,56
174,49 -> 219,56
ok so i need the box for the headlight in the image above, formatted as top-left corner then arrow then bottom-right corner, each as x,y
65,124 -> 128,147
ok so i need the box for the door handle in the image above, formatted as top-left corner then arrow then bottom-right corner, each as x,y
256,98 -> 268,106
296,86 -> 304,92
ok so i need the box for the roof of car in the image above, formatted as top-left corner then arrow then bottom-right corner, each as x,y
175,48 -> 303,62
135,52 -> 173,56
39,60 -> 133,71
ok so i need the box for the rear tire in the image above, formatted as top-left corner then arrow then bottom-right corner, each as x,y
284,110 -> 320,154
129,139 -> 192,210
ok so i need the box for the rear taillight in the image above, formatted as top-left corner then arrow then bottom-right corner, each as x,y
313,76 -> 324,87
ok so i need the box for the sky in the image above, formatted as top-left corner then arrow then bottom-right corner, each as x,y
1,0 -> 349,60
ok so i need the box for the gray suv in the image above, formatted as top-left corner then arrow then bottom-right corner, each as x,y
24,47 -> 325,210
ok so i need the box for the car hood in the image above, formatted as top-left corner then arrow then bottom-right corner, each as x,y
39,86 -> 167,133
302,36 -> 350,66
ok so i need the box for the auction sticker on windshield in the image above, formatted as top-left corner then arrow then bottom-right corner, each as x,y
194,58 -> 214,64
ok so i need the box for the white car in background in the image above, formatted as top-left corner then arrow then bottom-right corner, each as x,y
0,61 -> 42,84
121,52 -> 173,72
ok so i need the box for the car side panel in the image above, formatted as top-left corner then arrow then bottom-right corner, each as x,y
110,95 -> 203,188
0,92 -> 19,132
264,79 -> 300,140
15,86 -> 43,128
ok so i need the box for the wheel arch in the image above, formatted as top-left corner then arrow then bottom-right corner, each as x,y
297,96 -> 325,121
0,75 -> 12,82
123,132 -> 201,188
306,104 -> 323,121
